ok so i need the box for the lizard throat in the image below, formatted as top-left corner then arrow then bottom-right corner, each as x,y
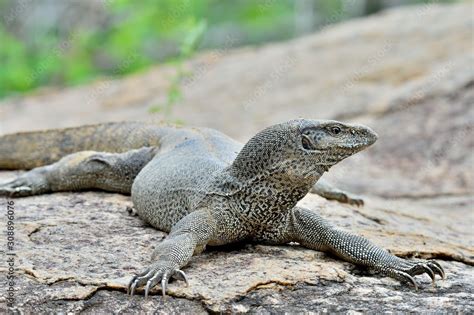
233,177 -> 314,221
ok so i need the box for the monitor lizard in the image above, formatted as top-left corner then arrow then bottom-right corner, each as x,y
0,119 -> 445,297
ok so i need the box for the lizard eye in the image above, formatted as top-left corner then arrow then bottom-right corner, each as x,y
329,126 -> 341,135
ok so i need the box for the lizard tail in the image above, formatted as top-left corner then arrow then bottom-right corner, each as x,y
0,122 -> 167,170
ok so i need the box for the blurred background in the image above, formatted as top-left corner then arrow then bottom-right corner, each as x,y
0,0 -> 458,98
0,1 -> 472,312
0,0 -> 471,198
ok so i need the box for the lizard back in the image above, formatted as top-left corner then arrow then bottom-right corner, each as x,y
131,127 -> 242,232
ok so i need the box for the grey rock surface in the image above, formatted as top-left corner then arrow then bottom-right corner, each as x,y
0,191 -> 472,313
0,2 -> 473,314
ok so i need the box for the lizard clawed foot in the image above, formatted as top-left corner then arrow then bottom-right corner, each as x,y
343,193 -> 364,207
127,262 -> 189,298
0,177 -> 35,197
0,171 -> 49,197
311,179 -> 365,206
389,259 -> 445,290
328,191 -> 364,207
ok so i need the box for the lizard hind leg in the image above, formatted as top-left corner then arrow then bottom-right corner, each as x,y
0,147 -> 157,197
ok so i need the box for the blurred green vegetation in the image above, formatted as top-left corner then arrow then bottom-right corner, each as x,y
0,0 -> 457,98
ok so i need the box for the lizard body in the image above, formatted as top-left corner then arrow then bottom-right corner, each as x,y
0,119 -> 444,297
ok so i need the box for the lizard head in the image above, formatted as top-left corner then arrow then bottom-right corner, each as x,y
297,119 -> 378,170
231,119 -> 377,184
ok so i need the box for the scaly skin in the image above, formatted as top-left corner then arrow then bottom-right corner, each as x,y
0,119 -> 445,297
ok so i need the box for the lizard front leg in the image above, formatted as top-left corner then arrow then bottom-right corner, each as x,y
288,207 -> 445,289
128,209 -> 216,297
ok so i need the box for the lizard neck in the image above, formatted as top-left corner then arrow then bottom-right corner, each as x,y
228,123 -> 294,183
223,166 -> 326,224
226,130 -> 330,219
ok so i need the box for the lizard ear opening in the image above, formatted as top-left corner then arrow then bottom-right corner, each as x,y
86,155 -> 112,167
301,134 -> 316,150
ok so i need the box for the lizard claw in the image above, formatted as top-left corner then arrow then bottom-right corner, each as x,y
161,274 -> 169,298
334,191 -> 364,207
332,191 -> 364,207
347,195 -> 364,207
387,259 -> 445,289
395,270 -> 419,291
310,180 -> 365,206
407,260 -> 445,284
427,260 -> 445,280
127,262 -> 188,298
421,264 -> 436,285
145,271 -> 163,298
319,191 -> 365,207
173,269 -> 189,286
0,184 -> 32,197
128,276 -> 138,296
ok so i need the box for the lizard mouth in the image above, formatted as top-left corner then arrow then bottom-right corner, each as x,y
325,151 -> 354,164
